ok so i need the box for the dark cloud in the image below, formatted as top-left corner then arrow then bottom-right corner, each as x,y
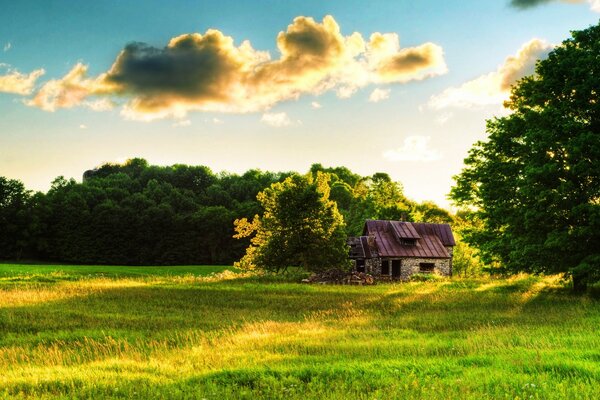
104,32 -> 247,111
510,0 -> 555,9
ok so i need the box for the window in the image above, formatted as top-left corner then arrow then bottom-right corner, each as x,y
356,259 -> 365,273
419,263 -> 435,273
381,260 -> 390,275
401,238 -> 417,246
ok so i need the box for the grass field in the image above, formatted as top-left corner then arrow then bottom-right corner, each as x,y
1,264 -> 599,399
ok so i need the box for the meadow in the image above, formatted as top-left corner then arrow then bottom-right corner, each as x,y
0,264 -> 599,399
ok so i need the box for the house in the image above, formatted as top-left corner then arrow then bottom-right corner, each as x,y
348,220 -> 455,280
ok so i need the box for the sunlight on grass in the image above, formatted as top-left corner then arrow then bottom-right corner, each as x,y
0,265 -> 598,399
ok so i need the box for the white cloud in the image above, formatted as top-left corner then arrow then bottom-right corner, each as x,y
79,124 -> 87,129
0,68 -> 45,95
172,119 -> 191,127
311,101 -> 322,109
212,117 -> 224,124
261,112 -> 293,127
3,42 -> 11,52
428,38 -> 553,110
383,136 -> 441,162
368,88 -> 390,103
84,98 -> 114,111
588,0 -> 600,11
435,112 -> 454,125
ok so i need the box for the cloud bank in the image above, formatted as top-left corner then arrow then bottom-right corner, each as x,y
428,38 -> 553,110
27,15 -> 447,120
0,68 -> 45,95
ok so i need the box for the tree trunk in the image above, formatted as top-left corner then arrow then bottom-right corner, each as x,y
572,273 -> 588,293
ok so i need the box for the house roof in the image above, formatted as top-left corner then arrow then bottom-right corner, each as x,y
347,236 -> 372,258
361,220 -> 455,259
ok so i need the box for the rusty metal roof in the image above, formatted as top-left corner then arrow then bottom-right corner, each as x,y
362,220 -> 455,259
412,223 -> 456,246
348,236 -> 373,258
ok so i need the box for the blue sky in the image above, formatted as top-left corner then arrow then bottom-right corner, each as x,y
1,0 -> 598,206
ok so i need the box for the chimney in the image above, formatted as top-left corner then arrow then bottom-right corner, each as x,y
400,212 -> 408,222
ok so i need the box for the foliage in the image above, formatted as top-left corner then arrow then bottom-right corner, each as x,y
0,177 -> 41,260
1,265 -> 599,399
451,23 -> 600,290
1,159 -> 465,267
450,212 -> 487,277
234,173 -> 349,273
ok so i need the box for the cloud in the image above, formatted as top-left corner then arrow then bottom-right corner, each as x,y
435,111 -> 454,125
368,87 -> 390,102
79,124 -> 87,129
311,101 -> 322,109
172,119 -> 191,127
366,33 -> 447,83
212,117 -> 224,124
28,15 -> 447,119
509,0 -> 600,12
0,68 -> 45,95
261,112 -> 293,127
428,38 -> 553,110
383,136 -> 441,162
26,63 -> 112,111
3,42 -> 11,52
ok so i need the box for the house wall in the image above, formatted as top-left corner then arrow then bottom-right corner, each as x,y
445,246 -> 454,275
352,248 -> 454,280
365,258 -> 382,275
354,256 -> 451,280
399,257 -> 451,279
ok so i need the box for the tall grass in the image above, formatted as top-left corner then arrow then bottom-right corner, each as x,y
0,265 -> 598,399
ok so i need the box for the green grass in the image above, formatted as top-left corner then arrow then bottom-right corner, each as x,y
1,264 -> 599,399
0,263 -> 232,279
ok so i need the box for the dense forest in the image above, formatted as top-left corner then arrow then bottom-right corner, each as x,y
0,158 -> 469,268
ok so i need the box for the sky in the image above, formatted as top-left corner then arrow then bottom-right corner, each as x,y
1,0 -> 598,207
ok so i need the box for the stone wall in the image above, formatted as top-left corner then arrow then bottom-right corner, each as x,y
445,246 -> 454,276
365,258 -> 382,275
398,257 -> 451,280
352,255 -> 452,280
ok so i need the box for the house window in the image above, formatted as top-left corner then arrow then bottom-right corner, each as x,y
381,260 -> 390,275
356,259 -> 365,273
419,263 -> 435,273
401,238 -> 416,246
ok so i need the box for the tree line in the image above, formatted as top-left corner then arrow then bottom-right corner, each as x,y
2,159 -> 480,270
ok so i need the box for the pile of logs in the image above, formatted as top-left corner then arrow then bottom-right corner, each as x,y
302,269 -> 375,285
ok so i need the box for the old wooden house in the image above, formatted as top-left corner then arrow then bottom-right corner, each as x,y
348,220 -> 455,280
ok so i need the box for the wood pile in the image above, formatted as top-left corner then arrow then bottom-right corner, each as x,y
301,269 -> 375,285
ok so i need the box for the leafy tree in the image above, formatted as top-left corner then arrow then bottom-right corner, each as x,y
0,177 -> 39,260
411,201 -> 454,224
234,173 -> 349,273
450,23 -> 600,291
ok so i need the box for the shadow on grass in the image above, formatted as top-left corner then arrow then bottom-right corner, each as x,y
0,274 -> 586,345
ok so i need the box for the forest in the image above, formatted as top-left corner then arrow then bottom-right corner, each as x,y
0,159 -> 469,268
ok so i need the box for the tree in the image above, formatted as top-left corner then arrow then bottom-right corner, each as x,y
234,173 -> 349,273
0,177 -> 37,260
450,23 -> 600,291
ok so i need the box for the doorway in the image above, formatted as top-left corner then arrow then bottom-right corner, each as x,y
391,259 -> 401,278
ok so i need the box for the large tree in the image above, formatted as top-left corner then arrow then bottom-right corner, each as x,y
0,177 -> 39,260
451,23 -> 600,291
234,173 -> 349,273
